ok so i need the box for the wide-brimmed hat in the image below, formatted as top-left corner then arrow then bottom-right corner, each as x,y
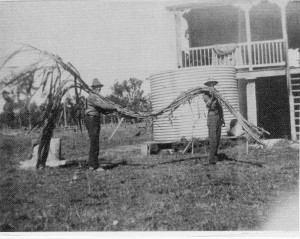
91,78 -> 104,88
204,80 -> 218,87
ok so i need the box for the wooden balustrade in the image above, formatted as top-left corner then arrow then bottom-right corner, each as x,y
181,39 -> 286,69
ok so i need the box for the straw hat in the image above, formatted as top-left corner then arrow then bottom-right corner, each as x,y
91,78 -> 104,88
204,80 -> 218,87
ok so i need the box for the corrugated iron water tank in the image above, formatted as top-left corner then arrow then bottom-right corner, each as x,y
149,66 -> 239,142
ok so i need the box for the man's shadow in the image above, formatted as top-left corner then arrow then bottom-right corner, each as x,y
60,159 -> 127,170
61,153 -> 263,170
217,153 -> 263,167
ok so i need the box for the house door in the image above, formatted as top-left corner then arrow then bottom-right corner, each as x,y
256,76 -> 291,139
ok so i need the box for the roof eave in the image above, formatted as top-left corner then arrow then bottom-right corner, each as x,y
167,0 -> 297,11
166,0 -> 239,11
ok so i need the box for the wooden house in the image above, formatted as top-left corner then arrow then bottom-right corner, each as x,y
165,0 -> 300,140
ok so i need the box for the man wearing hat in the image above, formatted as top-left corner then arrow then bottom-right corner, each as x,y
85,78 -> 117,171
202,80 -> 224,165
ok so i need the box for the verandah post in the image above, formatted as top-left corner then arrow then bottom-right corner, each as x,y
174,10 -> 182,68
238,3 -> 253,71
280,1 -> 296,141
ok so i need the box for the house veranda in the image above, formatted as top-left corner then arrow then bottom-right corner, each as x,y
167,0 -> 300,140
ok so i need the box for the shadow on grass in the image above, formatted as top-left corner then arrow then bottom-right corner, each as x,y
126,153 -> 264,168
60,153 -> 264,171
126,156 -> 205,169
217,153 -> 264,167
59,160 -> 128,170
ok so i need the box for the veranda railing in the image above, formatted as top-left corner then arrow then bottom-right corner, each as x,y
181,39 -> 286,69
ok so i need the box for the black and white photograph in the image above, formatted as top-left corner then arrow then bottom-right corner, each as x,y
0,0 -> 299,237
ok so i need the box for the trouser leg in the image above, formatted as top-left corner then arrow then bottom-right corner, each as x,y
208,115 -> 221,163
216,120 -> 222,156
85,116 -> 101,169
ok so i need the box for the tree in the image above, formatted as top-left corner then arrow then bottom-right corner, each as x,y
64,95 -> 86,126
107,78 -> 151,113
13,72 -> 38,129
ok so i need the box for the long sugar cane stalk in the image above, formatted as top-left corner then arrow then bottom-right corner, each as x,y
0,45 -> 269,170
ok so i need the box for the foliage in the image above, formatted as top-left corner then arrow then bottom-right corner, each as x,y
63,95 -> 86,126
0,45 -> 154,168
14,72 -> 38,101
0,100 -> 47,129
0,45 -> 97,168
107,78 -> 151,113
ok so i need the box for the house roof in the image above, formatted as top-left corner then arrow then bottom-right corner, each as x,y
165,0 -> 296,11
166,0 -> 251,11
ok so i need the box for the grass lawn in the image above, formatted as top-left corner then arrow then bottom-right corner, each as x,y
0,124 -> 298,231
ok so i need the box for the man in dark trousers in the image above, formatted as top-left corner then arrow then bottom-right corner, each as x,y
202,81 -> 224,165
85,78 -> 117,171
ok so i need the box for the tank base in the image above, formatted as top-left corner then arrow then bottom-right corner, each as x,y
141,136 -> 248,156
